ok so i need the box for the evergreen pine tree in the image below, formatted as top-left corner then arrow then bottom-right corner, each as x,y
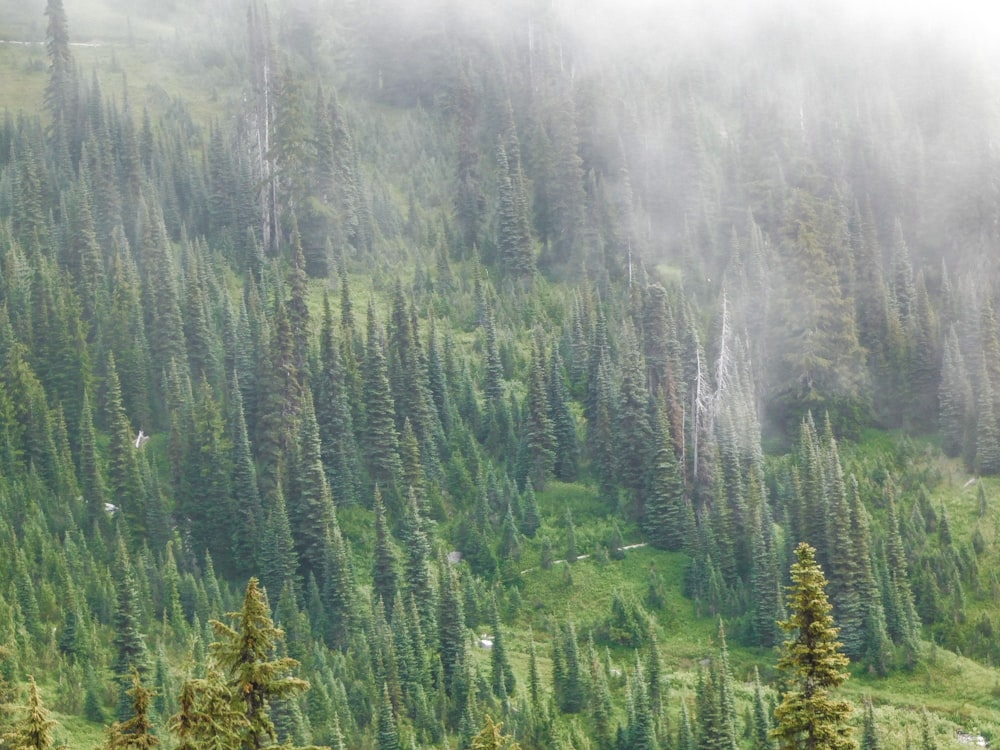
520,479 -> 540,538
771,543 -> 855,750
489,593 -> 515,699
229,372 -> 263,576
373,487 -> 400,614
644,411 -> 689,550
315,293 -> 360,507
288,390 -> 337,583
78,391 -> 108,527
104,354 -> 146,538
975,362 -> 1000,475
495,134 -> 534,279
400,486 -> 435,639
376,683 -> 400,750
471,715 -> 521,750
113,538 -> 150,722
859,698 -> 879,750
919,708 -> 937,750
363,301 -> 403,506
3,676 -> 59,750
210,578 -> 309,750
616,325 -> 654,519
751,667 -> 775,750
548,344 -> 579,481
522,338 -> 556,490
627,658 -> 658,750
105,669 -> 158,750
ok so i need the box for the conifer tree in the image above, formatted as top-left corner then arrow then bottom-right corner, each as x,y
522,338 -> 556,490
627,658 -> 658,750
548,345 -> 579,481
883,485 -> 920,652
495,133 -> 534,279
113,538 -> 151,722
678,700 -> 696,750
644,411 -> 689,550
772,543 -> 855,750
373,487 -> 400,615
438,561 -> 466,697
489,593 -> 515,700
751,667 -> 775,750
3,676 -> 60,750
104,354 -> 146,538
859,698 -> 879,750
520,479 -> 540,538
258,482 -> 299,600
363,302 -> 403,506
229,372 -> 263,575
210,578 -> 309,750
400,486 -> 435,638
78,391 -> 108,527
322,510 -> 360,649
555,622 -> 585,714
376,683 -> 400,750
715,621 -> 740,750
315,292 -> 360,507
939,328 -> 973,458
471,715 -> 521,750
975,361 -> 1000,475
170,669 -> 247,750
288,390 -> 337,582
616,325 -> 654,519
919,708 -> 937,750
256,298 -> 302,503
106,669 -> 158,750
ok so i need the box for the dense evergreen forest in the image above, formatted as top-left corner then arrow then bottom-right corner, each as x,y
3,0 -> 1000,747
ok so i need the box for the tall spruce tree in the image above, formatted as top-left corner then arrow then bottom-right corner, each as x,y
210,578 -> 309,750
112,537 -> 150,722
772,543 -> 855,750
363,301 -> 403,507
3,676 -> 59,750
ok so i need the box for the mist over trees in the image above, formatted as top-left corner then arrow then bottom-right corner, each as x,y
0,0 -> 1000,747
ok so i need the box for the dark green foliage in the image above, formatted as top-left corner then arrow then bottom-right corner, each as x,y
488,594 -> 515,700
548,345 -> 579,481
113,539 -> 150,722
553,622 -> 585,714
644,412 -> 689,550
521,338 -> 556,490
520,479 -> 540,538
182,378 -> 235,573
257,483 -> 299,602
626,658 -> 658,750
288,391 -> 337,583
495,127 -> 534,279
363,302 -> 403,505
373,487 -> 400,613
376,683 -> 400,750
315,293 -> 360,508
256,299 -> 302,504
751,668 -> 775,750
228,373 -> 262,576
5,3 -> 1000,748
103,354 -> 146,538
438,562 -> 466,698
859,699 -> 879,750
